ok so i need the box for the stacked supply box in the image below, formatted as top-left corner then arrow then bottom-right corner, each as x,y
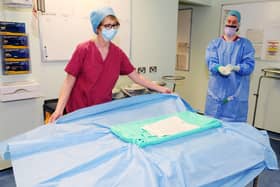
0,21 -> 30,75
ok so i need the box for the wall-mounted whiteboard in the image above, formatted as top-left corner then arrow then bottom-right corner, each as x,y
221,1 -> 280,61
38,0 -> 131,62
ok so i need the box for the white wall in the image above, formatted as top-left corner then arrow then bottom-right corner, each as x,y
129,0 -> 178,83
0,0 -> 179,169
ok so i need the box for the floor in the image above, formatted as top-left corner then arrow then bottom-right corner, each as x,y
0,133 -> 279,187
0,168 -> 16,187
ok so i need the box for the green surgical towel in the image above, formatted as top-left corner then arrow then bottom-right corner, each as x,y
111,111 -> 222,147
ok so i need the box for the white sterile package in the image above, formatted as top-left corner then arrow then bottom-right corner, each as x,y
142,116 -> 199,137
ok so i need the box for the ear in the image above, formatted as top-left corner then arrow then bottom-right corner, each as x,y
236,23 -> 240,32
97,27 -> 101,35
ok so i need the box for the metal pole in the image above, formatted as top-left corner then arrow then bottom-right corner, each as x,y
173,83 -> 176,92
252,74 -> 280,127
252,75 -> 264,127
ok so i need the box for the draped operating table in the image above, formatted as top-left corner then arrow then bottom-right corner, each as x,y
0,94 -> 278,187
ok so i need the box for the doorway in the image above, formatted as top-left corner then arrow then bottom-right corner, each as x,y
176,8 -> 192,71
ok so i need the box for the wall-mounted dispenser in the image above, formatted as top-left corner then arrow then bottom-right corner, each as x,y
0,80 -> 40,102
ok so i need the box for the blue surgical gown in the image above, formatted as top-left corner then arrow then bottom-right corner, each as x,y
205,36 -> 255,122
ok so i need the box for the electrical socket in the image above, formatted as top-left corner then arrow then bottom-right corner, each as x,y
137,67 -> 146,74
149,66 -> 157,73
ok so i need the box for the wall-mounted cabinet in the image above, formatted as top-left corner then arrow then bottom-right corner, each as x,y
0,21 -> 31,75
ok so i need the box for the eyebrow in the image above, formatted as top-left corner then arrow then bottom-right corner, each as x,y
103,22 -> 118,25
227,19 -> 238,23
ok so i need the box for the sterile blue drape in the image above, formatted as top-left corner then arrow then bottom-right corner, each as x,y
0,94 -> 278,187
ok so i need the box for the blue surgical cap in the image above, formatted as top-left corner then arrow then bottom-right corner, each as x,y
90,7 -> 116,34
227,10 -> 241,23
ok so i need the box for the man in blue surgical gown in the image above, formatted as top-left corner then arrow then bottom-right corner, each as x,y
205,10 -> 255,122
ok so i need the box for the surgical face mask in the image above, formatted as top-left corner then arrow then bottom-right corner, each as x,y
102,28 -> 117,41
224,25 -> 237,37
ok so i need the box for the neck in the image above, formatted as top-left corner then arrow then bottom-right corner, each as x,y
95,35 -> 110,48
224,34 -> 237,41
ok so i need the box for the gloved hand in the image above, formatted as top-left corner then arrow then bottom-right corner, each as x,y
218,66 -> 231,76
225,64 -> 240,72
232,65 -> 240,71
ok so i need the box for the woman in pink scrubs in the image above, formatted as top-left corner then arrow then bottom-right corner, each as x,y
49,7 -> 171,123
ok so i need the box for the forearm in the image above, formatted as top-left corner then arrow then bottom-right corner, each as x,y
55,74 -> 76,114
237,59 -> 255,75
128,71 -> 171,93
236,41 -> 255,75
206,47 -> 220,74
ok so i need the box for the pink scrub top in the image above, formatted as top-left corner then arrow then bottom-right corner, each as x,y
65,40 -> 135,113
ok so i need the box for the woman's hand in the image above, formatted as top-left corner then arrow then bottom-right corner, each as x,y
157,86 -> 172,93
48,110 -> 63,124
47,73 -> 76,124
